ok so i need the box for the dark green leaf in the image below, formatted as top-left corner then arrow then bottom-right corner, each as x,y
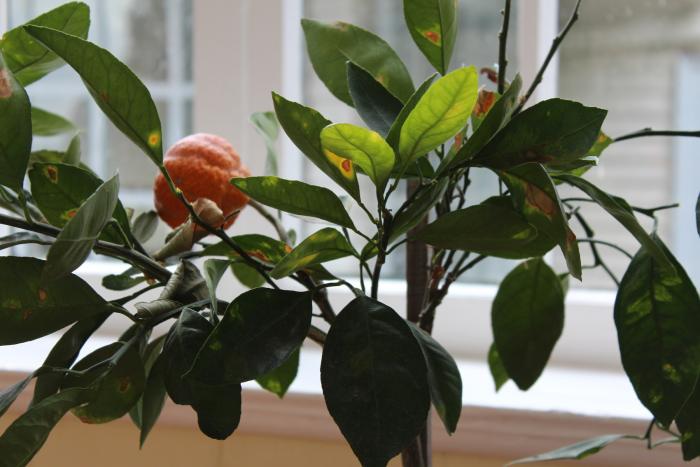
251,111 -> 279,176
0,256 -> 110,345
321,296 -> 430,467
102,267 -> 146,291
201,233 -> 291,264
614,238 -> 700,427
408,323 -> 462,434
31,107 -> 76,136
0,2 -> 90,86
231,262 -> 266,289
138,357 -> 166,447
189,379 -> 242,440
403,0 -> 458,75
131,210 -> 159,244
0,53 -> 32,192
386,74 -> 437,150
188,288 -> 312,384
25,26 -> 163,165
696,193 -> 700,238
488,343 -> 509,392
547,131 -> 612,177
203,258 -> 230,316
256,348 -> 299,398
346,62 -> 403,137
231,176 -> 355,229
676,383 -> 700,460
492,258 -> 565,390
507,435 -> 636,464
42,174 -> 120,283
301,19 -> 414,105
391,179 -> 448,242
271,228 -> 355,279
129,334 -> 165,430
0,375 -> 33,419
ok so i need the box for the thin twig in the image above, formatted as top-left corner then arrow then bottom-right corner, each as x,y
248,199 -> 291,244
110,282 -> 164,306
307,325 -> 327,347
497,0 -> 512,94
576,239 -> 633,260
614,128 -> 700,143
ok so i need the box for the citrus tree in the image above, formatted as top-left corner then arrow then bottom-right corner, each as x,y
0,1 -> 699,466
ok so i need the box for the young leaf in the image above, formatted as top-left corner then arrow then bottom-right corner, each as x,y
403,0 -> 458,75
42,174 -> 120,283
0,2 -> 90,86
131,210 -> 159,244
488,343 -> 509,391
507,435 -> 636,465
30,107 -> 76,136
272,93 -> 361,201
203,258 -> 230,316
0,257 -> 110,345
301,19 -> 414,105
250,111 -> 280,176
256,348 -> 300,399
188,289 -> 312,384
492,258 -> 565,390
24,26 -> 163,165
270,228 -> 355,279
0,53 -> 32,192
231,176 -> 355,229
321,297 -> 430,467
321,123 -> 395,190
408,323 -> 462,435
386,73 -> 437,150
399,66 -> 478,167
346,62 -> 403,137
614,238 -> 700,427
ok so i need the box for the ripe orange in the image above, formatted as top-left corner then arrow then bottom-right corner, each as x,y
153,133 -> 251,229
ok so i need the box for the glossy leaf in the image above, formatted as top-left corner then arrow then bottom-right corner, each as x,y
301,19 -> 414,105
0,2 -> 90,86
188,289 -> 312,384
42,174 -> 120,283
500,164 -> 581,279
231,176 -> 355,229
272,93 -> 361,201
0,257 -> 109,345
0,375 -> 33,419
408,323 -> 462,434
321,297 -> 430,467
492,258 -> 565,390
271,228 -> 355,279
25,26 -> 163,165
131,210 -> 159,244
0,53 -> 32,192
473,99 -> 606,169
403,0 -> 458,74
386,74 -> 437,150
256,348 -> 300,399
346,62 -> 403,137
251,111 -> 279,176
547,131 -> 612,177
614,239 -> 700,427
508,435 -> 635,464
555,174 -> 674,272
488,343 -> 509,392
399,66 -> 478,167
30,107 -> 76,136
321,123 -> 395,190
129,334 -> 166,431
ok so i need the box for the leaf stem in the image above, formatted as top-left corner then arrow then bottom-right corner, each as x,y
576,238 -> 633,260
614,128 -> 700,143
497,0 -> 512,94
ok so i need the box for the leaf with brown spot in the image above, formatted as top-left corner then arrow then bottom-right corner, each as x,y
0,54 -> 31,192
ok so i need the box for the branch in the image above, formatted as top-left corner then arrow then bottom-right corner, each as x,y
614,128 -> 700,143
307,325 -> 327,347
497,0 -> 512,94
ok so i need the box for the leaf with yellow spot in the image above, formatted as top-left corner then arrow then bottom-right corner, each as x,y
270,228 -> 355,279
403,0 -> 457,74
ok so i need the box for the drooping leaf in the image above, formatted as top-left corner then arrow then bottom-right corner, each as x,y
386,73 -> 437,150
346,62 -> 403,137
492,258 -> 565,390
131,210 -> 159,244
614,238 -> 700,427
499,163 -> 581,279
102,267 -> 146,291
129,334 -> 166,433
0,375 -> 34,419
188,379 -> 242,440
137,356 -> 167,447
42,174 -> 120,283
231,176 -> 355,229
403,0 -> 458,75
231,262 -> 266,289
488,343 -> 509,391
321,123 -> 395,190
0,256 -> 110,345
0,2 -> 90,86
301,19 -> 414,105
270,228 -> 355,279
30,107 -> 76,136
321,297 -> 430,467
399,66 -> 478,167
272,93 -> 360,201
676,383 -> 700,460
507,435 -> 636,465
203,259 -> 230,316
251,111 -> 280,176
256,348 -> 300,399
408,323 -> 462,435
0,53 -> 32,192
24,26 -> 163,165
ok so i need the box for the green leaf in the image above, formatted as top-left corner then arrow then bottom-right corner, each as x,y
231,176 -> 355,229
0,386 -> 95,467
488,343 -> 509,392
301,19 -> 414,105
188,379 -> 242,440
188,289 -> 312,384
129,334 -> 166,431
416,196 -> 556,259
507,435 -> 635,464
321,297 -> 430,467
492,258 -> 565,390
408,323 -> 462,435
614,238 -> 700,427
321,123 -> 395,191
250,111 -> 279,176
0,53 -> 32,192
270,228 -> 355,279
102,267 -> 145,291
0,375 -> 33,419
399,66 -> 478,167
231,262 -> 266,289
202,233 -> 291,264
391,179 -> 448,243
203,258 -> 230,316
403,0 -> 458,75
131,210 -> 159,244
138,356 -> 166,447
499,163 -> 581,279
696,193 -> 700,238
0,257 -> 109,345
65,133 -> 82,165
256,348 -> 299,398
30,107 -> 76,136
473,99 -> 607,169
555,174 -> 674,272
547,131 -> 612,177
272,92 -> 361,201
0,2 -> 90,86
676,383 -> 700,460
42,174 -> 120,283
346,62 -> 403,137
24,26 -> 163,165
386,73 -> 437,150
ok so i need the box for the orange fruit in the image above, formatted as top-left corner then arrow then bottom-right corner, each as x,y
153,133 -> 251,229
